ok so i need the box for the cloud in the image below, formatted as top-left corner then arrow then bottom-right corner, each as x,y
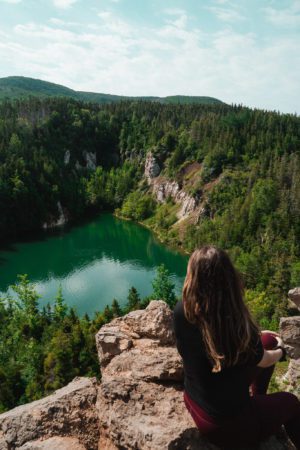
14,23 -> 75,42
0,0 -> 22,3
97,11 -> 132,36
1,9 -> 299,114
52,0 -> 78,10
164,8 -> 187,16
212,0 -> 231,4
207,5 -> 245,22
49,17 -> 80,27
165,14 -> 188,29
264,0 -> 300,27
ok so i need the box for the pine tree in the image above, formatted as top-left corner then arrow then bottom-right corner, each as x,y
151,264 -> 176,308
111,299 -> 122,317
53,285 -> 68,321
126,287 -> 141,312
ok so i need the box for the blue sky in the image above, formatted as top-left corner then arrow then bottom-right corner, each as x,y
0,0 -> 299,113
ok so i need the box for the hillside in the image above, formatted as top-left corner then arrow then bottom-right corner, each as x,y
0,76 -> 223,105
0,96 -> 300,420
0,95 -> 299,333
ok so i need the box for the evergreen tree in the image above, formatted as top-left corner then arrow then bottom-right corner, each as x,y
111,298 -> 122,317
53,285 -> 68,321
151,264 -> 176,308
125,287 -> 141,312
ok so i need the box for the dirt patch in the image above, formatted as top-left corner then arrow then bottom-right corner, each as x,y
179,161 -> 202,177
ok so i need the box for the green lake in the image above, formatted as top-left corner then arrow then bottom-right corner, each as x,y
0,213 -> 188,316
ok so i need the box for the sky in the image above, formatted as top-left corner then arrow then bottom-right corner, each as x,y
0,0 -> 299,114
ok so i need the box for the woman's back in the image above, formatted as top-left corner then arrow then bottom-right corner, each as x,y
173,300 -> 264,418
175,245 -> 300,449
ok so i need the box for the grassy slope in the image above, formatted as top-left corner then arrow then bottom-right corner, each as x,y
0,76 -> 224,105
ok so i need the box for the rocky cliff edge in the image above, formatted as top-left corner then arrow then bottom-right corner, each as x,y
1,299 -> 299,450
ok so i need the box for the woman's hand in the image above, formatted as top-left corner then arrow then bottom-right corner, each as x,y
275,336 -> 284,347
261,330 -> 279,337
261,330 -> 284,347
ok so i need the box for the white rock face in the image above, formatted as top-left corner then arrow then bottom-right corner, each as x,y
280,310 -> 300,393
75,160 -> 83,170
18,436 -> 86,450
56,201 -> 66,226
152,179 -> 198,219
144,154 -> 200,220
42,201 -> 67,230
64,150 -> 70,165
84,151 -> 97,170
288,287 -> 300,311
144,152 -> 160,182
0,377 -> 99,450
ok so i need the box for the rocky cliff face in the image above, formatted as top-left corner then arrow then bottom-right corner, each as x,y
144,152 -> 160,181
42,201 -> 67,229
144,152 -> 199,220
0,377 -> 99,450
279,288 -> 300,395
1,299 -> 299,450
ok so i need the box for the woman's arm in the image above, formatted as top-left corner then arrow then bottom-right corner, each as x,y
257,348 -> 284,368
257,336 -> 285,368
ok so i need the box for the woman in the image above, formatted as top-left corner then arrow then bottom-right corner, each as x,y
173,246 -> 300,449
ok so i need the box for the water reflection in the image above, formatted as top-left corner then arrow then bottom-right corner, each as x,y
0,214 -> 188,315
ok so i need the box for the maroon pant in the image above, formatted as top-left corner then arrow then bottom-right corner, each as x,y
184,333 -> 300,449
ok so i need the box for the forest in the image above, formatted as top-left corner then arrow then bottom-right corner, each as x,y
0,266 -> 174,412
0,96 -> 300,411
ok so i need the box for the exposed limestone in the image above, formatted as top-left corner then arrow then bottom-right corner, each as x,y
144,152 -> 160,182
288,288 -> 300,311
64,150 -> 71,165
280,311 -> 300,394
0,377 -> 99,450
83,151 -> 97,170
144,153 -> 198,219
18,436 -> 85,450
280,317 -> 300,359
75,160 -> 83,170
42,201 -> 67,229
56,201 -> 67,226
151,179 -> 198,219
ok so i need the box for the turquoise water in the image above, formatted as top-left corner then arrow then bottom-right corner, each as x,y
0,213 -> 188,316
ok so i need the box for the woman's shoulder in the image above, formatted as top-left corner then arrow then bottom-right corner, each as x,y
173,300 -> 185,331
173,300 -> 187,326
173,300 -> 184,316
173,300 -> 199,334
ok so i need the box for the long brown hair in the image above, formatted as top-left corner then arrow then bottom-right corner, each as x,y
182,246 -> 260,373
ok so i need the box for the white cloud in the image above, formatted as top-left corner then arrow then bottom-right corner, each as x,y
52,0 -> 78,10
212,0 -> 231,4
97,11 -> 111,20
49,17 -> 80,27
0,0 -> 22,3
207,6 -> 245,22
97,11 -> 132,36
166,13 -> 188,29
1,9 -> 299,114
264,0 -> 300,27
164,8 -> 187,16
14,23 -> 75,42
